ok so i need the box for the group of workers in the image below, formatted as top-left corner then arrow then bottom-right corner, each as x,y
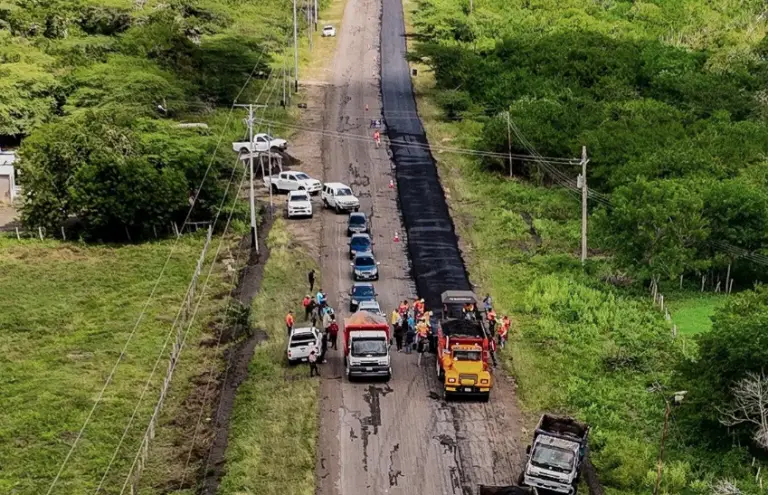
390,298 -> 433,365
285,289 -> 341,376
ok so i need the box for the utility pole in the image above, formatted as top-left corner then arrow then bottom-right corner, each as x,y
307,0 -> 313,52
314,0 -> 318,30
654,392 -> 686,495
579,146 -> 588,264
267,125 -> 274,217
293,0 -> 299,92
282,57 -> 287,107
506,111 -> 513,177
233,103 -> 267,253
469,0 -> 473,13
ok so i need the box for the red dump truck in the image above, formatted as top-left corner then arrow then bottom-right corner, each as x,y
343,311 -> 391,380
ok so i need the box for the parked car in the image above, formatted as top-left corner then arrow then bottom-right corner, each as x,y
347,212 -> 370,236
265,170 -> 322,194
322,182 -> 359,213
232,133 -> 288,154
349,233 -> 373,259
287,326 -> 322,364
351,252 -> 380,281
357,299 -> 385,318
321,25 -> 336,37
286,190 -> 313,218
349,282 -> 377,312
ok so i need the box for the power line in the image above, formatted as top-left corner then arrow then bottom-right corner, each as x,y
43,42 -> 274,495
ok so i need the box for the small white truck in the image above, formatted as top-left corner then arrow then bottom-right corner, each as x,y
232,133 -> 288,154
264,170 -> 322,194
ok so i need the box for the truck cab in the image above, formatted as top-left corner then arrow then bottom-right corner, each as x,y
520,414 -> 589,494
343,311 -> 391,380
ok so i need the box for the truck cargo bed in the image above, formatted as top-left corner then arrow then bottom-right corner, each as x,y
440,318 -> 486,338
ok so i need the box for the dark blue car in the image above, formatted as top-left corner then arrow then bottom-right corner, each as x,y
349,282 -> 377,312
349,233 -> 373,259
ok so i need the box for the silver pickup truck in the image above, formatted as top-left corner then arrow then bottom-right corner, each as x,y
263,171 -> 322,194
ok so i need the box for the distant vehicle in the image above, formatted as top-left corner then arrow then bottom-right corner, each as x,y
347,212 -> 370,236
351,252 -> 380,281
348,233 -> 373,259
322,182 -> 359,213
232,133 -> 288,154
357,299 -> 385,318
343,311 -> 391,380
265,170 -> 322,194
349,282 -> 377,312
287,326 -> 322,364
519,414 -> 590,494
286,190 -> 313,218
321,25 -> 336,37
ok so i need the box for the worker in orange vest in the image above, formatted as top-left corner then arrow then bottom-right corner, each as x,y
498,315 -> 510,349
416,319 -> 429,366
486,308 -> 497,335
398,299 -> 409,316
285,310 -> 295,335
373,129 -> 381,148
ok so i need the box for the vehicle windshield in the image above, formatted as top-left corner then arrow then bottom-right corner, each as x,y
351,237 -> 371,250
336,188 -> 353,196
290,335 -> 316,347
295,173 -> 310,180
351,338 -> 387,356
531,445 -> 575,473
351,286 -> 374,298
349,215 -> 366,225
452,350 -> 482,361
263,134 -> 274,140
355,257 -> 375,267
291,193 -> 310,202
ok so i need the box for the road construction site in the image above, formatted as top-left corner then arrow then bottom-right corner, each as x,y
280,0 -> 527,492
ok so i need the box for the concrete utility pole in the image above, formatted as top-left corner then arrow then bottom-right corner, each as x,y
282,57 -> 287,107
579,146 -> 589,264
506,111 -> 513,177
307,0 -> 313,52
234,103 -> 268,253
293,0 -> 299,92
314,0 -> 318,30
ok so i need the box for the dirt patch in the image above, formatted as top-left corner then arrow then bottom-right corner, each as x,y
158,209 -> 275,495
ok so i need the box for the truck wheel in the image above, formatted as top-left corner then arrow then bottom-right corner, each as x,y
240,147 -> 249,154
436,359 -> 444,381
271,184 -> 279,194
517,473 -> 526,486
335,204 -> 341,214
443,390 -> 452,401
385,373 -> 391,382
354,206 -> 360,212
481,392 -> 490,403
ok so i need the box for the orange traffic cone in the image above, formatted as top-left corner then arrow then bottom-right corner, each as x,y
389,179 -> 394,189
393,232 -> 400,243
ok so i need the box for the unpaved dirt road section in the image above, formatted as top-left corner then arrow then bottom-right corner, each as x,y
277,0 -> 528,493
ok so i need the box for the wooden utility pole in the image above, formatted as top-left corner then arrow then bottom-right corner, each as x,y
581,146 -> 588,263
506,111 -> 513,177
293,0 -> 299,92
654,401 -> 671,495
314,0 -> 318,30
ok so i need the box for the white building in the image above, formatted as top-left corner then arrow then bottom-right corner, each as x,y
0,149 -> 19,204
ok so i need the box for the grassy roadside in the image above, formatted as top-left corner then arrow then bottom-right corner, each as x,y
399,1 -> 755,492
218,218 -> 319,495
0,232 -> 235,493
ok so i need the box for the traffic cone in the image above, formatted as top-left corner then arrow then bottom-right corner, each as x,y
389,179 -> 394,189
393,232 -> 399,242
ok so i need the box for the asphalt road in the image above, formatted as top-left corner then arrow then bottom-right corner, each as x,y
283,0 -> 527,493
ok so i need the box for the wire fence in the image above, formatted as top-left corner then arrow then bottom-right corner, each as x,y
0,221 -> 213,241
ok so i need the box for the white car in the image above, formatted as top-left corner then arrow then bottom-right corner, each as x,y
286,190 -> 313,218
322,182 -> 360,213
357,299 -> 385,318
232,133 -> 288,155
287,327 -> 322,364
264,170 -> 322,194
321,25 -> 336,37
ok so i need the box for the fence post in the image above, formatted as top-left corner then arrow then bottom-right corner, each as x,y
729,279 -> 734,294
15,227 -> 20,240
725,263 -> 731,293
659,294 -> 664,311
715,281 -> 721,293
701,275 -> 706,292
61,226 -> 66,241
679,274 -> 683,289
38,227 -> 43,240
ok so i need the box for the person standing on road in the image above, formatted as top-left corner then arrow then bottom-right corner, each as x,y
416,319 -> 429,366
392,310 -> 404,351
285,311 -> 295,335
487,307 -> 497,335
309,349 -> 319,377
398,300 -> 409,317
316,289 -> 326,308
321,330 -> 329,363
311,303 -> 320,328
308,269 -> 316,292
328,317 -> 339,350
373,129 -> 381,148
498,315 -> 511,349
303,295 -> 314,320
483,294 -> 493,312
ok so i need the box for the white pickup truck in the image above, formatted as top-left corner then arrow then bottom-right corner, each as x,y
264,171 -> 322,194
232,133 -> 288,154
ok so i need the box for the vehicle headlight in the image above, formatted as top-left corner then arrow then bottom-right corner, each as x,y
351,299 -> 357,304
480,379 -> 489,384
447,378 -> 456,384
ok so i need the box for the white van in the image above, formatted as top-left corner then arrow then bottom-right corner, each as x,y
321,182 -> 360,213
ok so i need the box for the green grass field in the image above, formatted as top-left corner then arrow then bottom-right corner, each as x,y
668,293 -> 725,335
218,218 -> 319,495
0,233 -> 235,493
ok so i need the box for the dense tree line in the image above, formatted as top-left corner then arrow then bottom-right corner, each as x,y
413,0 -> 768,284
1,0 -> 303,240
412,0 -> 768,491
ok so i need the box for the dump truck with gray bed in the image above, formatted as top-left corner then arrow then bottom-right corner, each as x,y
519,414 -> 589,494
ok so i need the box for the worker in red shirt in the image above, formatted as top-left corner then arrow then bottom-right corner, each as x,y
285,311 -> 295,335
302,295 -> 314,320
373,129 -> 381,148
498,315 -> 510,349
398,300 -> 409,317
328,317 -> 339,350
